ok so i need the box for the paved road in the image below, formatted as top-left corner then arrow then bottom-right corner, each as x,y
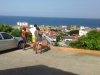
0,46 -> 100,75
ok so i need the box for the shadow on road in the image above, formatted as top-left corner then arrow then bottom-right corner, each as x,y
0,48 -> 19,55
42,45 -> 51,53
0,65 -> 78,75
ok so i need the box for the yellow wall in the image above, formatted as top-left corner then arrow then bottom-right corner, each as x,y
71,25 -> 77,29
40,28 -> 48,33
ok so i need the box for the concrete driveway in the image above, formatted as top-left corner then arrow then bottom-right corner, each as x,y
0,46 -> 100,75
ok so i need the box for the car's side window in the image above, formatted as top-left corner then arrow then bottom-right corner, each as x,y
1,33 -> 13,39
0,35 -> 2,40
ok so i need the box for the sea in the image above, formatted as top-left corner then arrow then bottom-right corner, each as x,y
0,15 -> 100,28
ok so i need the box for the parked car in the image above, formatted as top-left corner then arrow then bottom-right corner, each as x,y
0,32 -> 24,51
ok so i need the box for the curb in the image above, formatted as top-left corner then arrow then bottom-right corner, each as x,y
59,47 -> 100,55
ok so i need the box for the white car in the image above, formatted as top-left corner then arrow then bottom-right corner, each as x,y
0,32 -> 24,51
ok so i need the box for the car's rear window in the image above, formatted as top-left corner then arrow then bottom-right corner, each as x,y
1,33 -> 13,39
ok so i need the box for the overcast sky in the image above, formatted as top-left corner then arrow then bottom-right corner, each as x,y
0,0 -> 100,18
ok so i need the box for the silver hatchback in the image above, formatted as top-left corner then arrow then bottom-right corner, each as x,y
0,32 -> 24,51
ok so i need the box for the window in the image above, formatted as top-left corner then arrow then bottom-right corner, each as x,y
1,33 -> 13,39
0,35 -> 2,40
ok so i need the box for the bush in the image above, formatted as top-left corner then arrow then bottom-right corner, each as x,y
10,29 -> 32,43
10,28 -> 22,37
26,32 -> 32,43
54,42 -> 59,46
0,24 -> 13,33
69,30 -> 100,50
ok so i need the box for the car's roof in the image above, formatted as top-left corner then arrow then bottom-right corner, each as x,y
0,32 -> 7,33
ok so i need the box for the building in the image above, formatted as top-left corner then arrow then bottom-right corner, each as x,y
40,28 -> 49,33
71,34 -> 79,39
80,26 -> 85,30
29,25 -> 34,28
79,26 -> 90,36
61,25 -> 67,29
39,26 -> 50,33
71,25 -> 77,30
17,22 -> 28,29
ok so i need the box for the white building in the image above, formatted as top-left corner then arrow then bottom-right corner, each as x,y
96,27 -> 100,30
80,26 -> 85,30
79,26 -> 90,36
79,29 -> 88,36
30,25 -> 34,28
61,25 -> 67,28
17,22 -> 28,27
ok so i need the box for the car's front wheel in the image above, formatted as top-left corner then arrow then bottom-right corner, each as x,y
18,42 -> 24,49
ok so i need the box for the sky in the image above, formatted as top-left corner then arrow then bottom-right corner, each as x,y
0,0 -> 100,18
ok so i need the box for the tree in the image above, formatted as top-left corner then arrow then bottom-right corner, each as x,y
0,24 -> 4,32
68,30 -> 79,35
56,35 -> 62,42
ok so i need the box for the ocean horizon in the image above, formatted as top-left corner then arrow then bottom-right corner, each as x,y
0,15 -> 100,28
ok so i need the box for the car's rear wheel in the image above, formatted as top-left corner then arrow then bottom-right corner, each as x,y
18,42 -> 24,49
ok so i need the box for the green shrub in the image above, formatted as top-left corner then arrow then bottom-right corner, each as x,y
69,30 -> 100,50
26,32 -> 32,43
0,24 -> 13,33
56,35 -> 62,42
54,42 -> 59,46
10,28 -> 22,37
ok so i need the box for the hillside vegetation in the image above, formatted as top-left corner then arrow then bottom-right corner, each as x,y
69,30 -> 100,50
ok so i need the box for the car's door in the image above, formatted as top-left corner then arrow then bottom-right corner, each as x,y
1,33 -> 18,50
0,34 -> 5,51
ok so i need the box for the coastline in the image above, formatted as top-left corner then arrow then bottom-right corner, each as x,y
0,15 -> 100,28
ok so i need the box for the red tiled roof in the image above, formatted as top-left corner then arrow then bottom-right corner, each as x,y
50,35 -> 56,39
48,31 -> 59,36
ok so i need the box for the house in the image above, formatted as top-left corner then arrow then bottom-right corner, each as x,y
64,36 -> 73,42
48,31 -> 59,36
62,28 -> 71,32
63,36 -> 73,46
79,26 -> 90,36
71,25 -> 77,30
71,34 -> 79,39
17,22 -> 28,29
61,25 -> 67,29
47,31 -> 59,42
40,27 -> 49,33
